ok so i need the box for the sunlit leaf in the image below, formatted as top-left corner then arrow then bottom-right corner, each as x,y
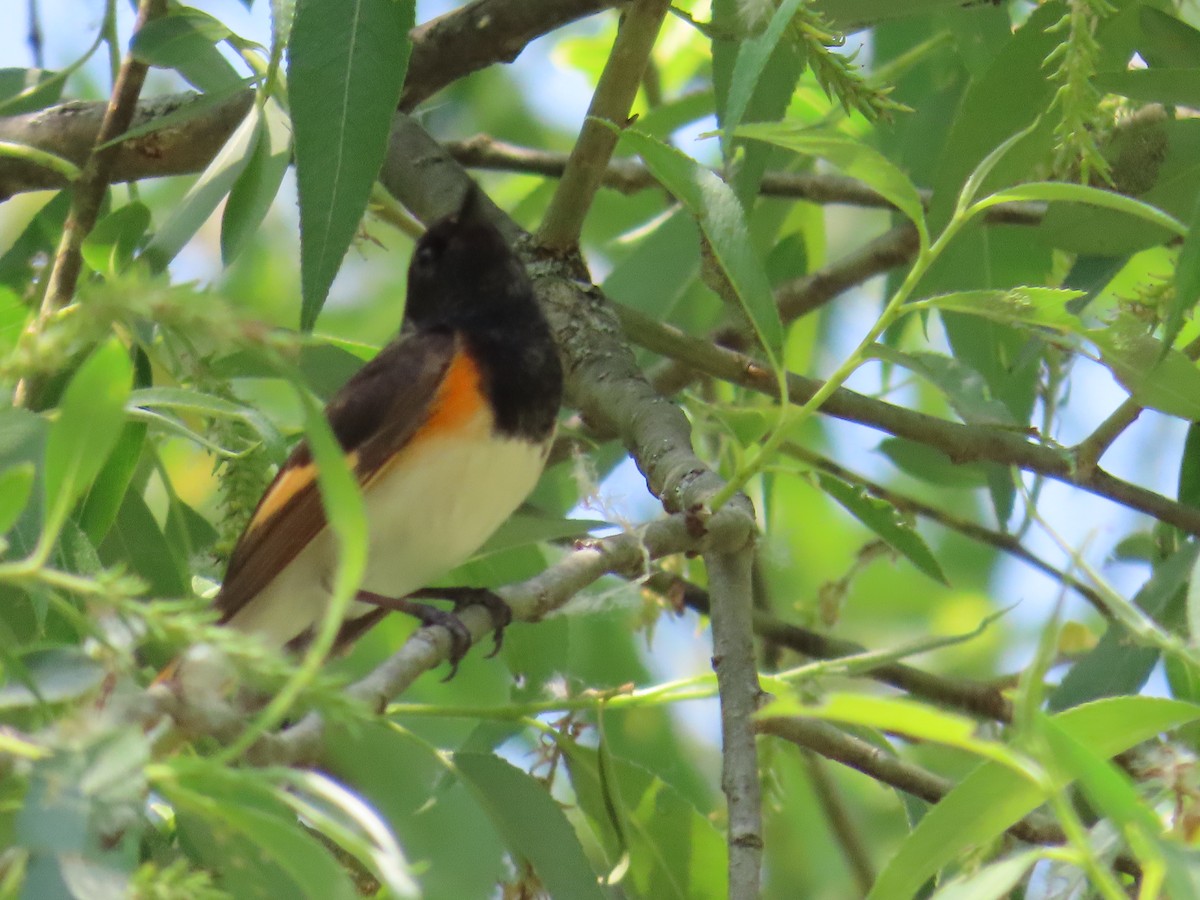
288,0 -> 415,331
619,129 -> 783,355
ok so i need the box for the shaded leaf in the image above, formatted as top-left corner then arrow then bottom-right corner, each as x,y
619,129 -> 783,355
868,697 -> 1200,899
817,474 -> 947,584
453,752 -> 606,900
737,122 -> 926,238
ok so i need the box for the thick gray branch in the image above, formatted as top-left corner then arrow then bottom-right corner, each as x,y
0,0 -> 617,200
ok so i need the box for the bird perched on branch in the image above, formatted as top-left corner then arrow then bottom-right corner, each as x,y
209,184 -> 563,673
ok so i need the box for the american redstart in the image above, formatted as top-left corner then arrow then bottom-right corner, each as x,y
209,184 -> 562,671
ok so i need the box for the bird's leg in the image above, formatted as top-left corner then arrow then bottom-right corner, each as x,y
406,587 -> 512,658
355,590 -> 474,679
353,587 -> 511,680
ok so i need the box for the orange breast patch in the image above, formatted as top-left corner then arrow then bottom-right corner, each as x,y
421,348 -> 486,438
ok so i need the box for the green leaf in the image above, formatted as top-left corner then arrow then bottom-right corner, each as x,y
77,420 -> 146,547
129,8 -> 243,93
1167,190 -> 1200,355
1137,7 -> 1200,69
41,341 -> 132,553
926,2 -> 1063,230
475,513 -> 606,558
81,203 -> 151,278
736,122 -> 927,240
724,0 -> 807,144
128,386 -> 284,458
870,346 -> 1016,426
0,463 -> 34,537
978,181 -> 1187,239
1052,542 -> 1196,711
913,287 -> 1087,334
867,697 -> 1200,900
817,474 -> 947,584
222,98 -> 292,264
0,648 -> 105,709
0,67 -> 65,116
618,129 -> 783,355
1036,119 -> 1200,255
164,762 -> 359,900
1095,68 -> 1200,109
1180,423 -> 1200,512
762,693 -> 1020,768
1038,714 -> 1161,836
140,102 -> 262,272
288,0 -> 415,331
1088,324 -> 1200,420
452,752 -> 606,900
98,491 -> 188,597
877,438 -> 989,488
560,740 -> 726,899
929,850 -> 1042,900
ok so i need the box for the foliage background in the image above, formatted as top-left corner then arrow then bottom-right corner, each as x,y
4,0 -> 1200,897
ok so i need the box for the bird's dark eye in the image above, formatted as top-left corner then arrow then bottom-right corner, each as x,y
414,230 -> 449,270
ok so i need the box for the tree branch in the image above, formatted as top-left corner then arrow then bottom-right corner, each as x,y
706,549 -> 764,899
615,303 -> 1200,536
652,571 -> 1014,723
782,443 -> 1113,618
757,716 -> 1141,878
37,0 -> 163,317
801,751 -> 875,894
536,0 -> 672,251
0,0 -> 619,200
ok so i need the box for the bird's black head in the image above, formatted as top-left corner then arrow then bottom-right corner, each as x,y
404,185 -> 535,329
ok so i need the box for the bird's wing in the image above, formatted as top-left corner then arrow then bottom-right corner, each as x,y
214,328 -> 459,622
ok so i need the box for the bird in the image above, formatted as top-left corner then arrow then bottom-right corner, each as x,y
208,184 -> 563,672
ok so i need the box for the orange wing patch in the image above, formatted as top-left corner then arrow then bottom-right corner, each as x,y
247,450 -> 361,534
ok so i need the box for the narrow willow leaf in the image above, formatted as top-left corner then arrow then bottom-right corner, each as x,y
1094,68 -> 1200,109
724,0 -> 807,144
817,474 -> 947,584
868,697 -> 1200,900
736,122 -> 927,239
1089,326 -> 1200,420
41,341 -> 132,551
0,463 -> 34,536
1165,191 -> 1200,355
974,181 -> 1187,238
619,129 -> 783,355
913,287 -> 1087,334
222,98 -> 292,264
141,103 -> 262,272
288,0 -> 415,331
930,851 -> 1043,900
453,752 -> 607,900
130,9 -> 243,93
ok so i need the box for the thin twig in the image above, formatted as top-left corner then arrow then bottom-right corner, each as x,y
782,443 -> 1113,618
1073,334 -> 1200,478
536,0 -> 672,251
801,751 -> 875,894
614,303 -> 1200,536
758,716 -> 1141,879
446,134 -> 1048,225
706,548 -> 764,899
650,571 -> 1014,722
37,0 -> 164,320
651,224 -> 921,392
152,512 -> 749,763
0,0 -> 619,200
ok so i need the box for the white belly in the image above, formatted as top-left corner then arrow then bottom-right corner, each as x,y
225,406 -> 548,647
